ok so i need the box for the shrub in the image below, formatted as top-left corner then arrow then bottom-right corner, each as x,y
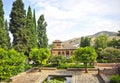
97,59 -> 108,63
0,48 -> 26,81
110,75 -> 120,83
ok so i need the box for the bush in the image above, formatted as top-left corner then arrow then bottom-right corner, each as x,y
110,75 -> 120,83
0,48 -> 26,81
97,59 -> 108,63
57,63 -> 94,69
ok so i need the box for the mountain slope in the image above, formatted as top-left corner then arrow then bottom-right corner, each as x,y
62,31 -> 119,48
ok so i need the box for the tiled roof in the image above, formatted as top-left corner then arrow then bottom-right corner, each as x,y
53,40 -> 62,43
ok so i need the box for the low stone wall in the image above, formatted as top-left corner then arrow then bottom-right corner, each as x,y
40,67 -> 57,70
26,67 -> 40,73
98,68 -> 117,75
97,63 -> 118,67
67,68 -> 97,71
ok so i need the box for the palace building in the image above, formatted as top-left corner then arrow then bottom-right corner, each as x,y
51,40 -> 77,59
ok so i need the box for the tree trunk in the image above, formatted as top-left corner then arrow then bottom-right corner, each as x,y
84,62 -> 88,73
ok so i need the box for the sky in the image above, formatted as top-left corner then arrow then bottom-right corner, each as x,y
2,0 -> 120,44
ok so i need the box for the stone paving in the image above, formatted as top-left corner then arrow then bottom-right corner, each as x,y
11,70 -> 102,83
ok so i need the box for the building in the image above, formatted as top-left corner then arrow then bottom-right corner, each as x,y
51,40 -> 77,59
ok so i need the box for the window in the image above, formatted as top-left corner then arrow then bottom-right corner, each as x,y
62,52 -> 64,55
58,52 -> 61,55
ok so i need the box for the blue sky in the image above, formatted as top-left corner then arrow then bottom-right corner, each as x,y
2,0 -> 120,44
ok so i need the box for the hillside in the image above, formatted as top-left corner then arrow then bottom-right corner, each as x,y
62,31 -> 119,48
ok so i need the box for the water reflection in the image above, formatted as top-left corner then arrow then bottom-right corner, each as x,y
44,75 -> 72,83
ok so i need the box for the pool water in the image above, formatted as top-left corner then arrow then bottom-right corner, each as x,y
43,75 -> 72,83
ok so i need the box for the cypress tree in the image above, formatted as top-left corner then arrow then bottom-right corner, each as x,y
26,6 -> 37,53
33,9 -> 36,29
5,20 -> 11,49
9,0 -> 27,52
0,0 -> 4,28
80,37 -> 91,47
37,14 -> 48,48
0,0 -> 11,50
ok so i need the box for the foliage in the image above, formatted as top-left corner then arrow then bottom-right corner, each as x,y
117,30 -> 120,36
94,35 -> 108,50
0,0 -> 11,50
96,48 -> 103,59
37,14 -> 48,48
94,35 -> 108,59
110,75 -> 120,83
0,0 -> 4,28
4,20 -> 11,49
66,56 -> 75,63
25,6 -> 37,55
97,59 -> 108,63
0,48 -> 26,81
33,9 -> 36,29
9,0 -> 27,53
108,38 -> 120,49
74,47 -> 97,73
80,36 -> 91,47
47,55 -> 66,66
30,48 -> 51,66
43,79 -> 64,83
101,47 -> 120,62
57,63 -> 94,69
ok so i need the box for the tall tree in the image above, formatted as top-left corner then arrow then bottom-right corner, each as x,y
80,36 -> 91,47
0,0 -> 4,28
108,38 -> 118,48
9,0 -> 27,52
94,35 -> 108,59
33,9 -> 36,29
26,6 -> 37,54
94,35 -> 108,50
37,14 -> 48,48
4,20 -> 11,49
0,0 -> 11,50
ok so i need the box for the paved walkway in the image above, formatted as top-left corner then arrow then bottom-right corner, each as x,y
11,70 -> 102,83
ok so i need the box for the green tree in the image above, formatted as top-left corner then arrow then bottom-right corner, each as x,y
9,0 -> 27,52
94,35 -> 107,49
80,37 -> 91,47
30,48 -> 50,66
33,9 -> 36,29
5,20 -> 11,49
74,47 -> 97,73
0,0 -> 11,50
0,0 -> 4,28
108,38 -> 119,48
0,48 -> 26,81
94,35 -> 108,49
48,55 -> 66,66
25,6 -> 37,54
94,35 -> 108,59
117,30 -> 120,36
101,47 -> 120,62
37,14 -> 48,48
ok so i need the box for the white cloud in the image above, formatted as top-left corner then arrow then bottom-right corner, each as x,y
27,0 -> 120,43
